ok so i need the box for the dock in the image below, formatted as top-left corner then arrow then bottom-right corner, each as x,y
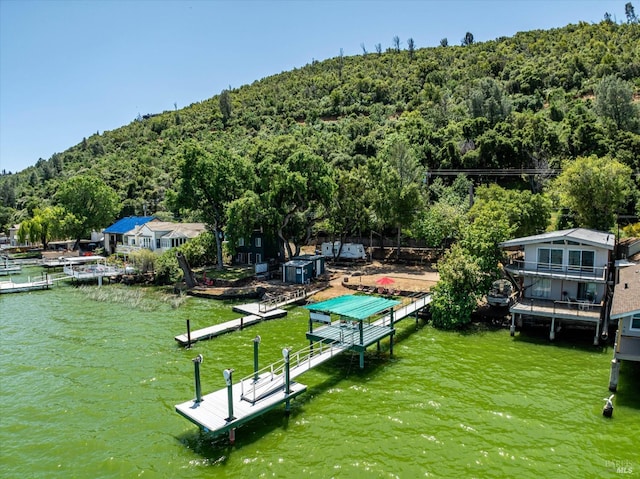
175,340 -> 347,437
0,257 -> 21,276
176,294 -> 431,439
174,309 -> 286,346
174,289 -> 308,346
0,276 -> 54,293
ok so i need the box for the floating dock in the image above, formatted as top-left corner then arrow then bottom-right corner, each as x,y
174,290 -> 307,346
174,309 -> 286,346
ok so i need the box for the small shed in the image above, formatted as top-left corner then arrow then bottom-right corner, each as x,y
283,254 -> 325,284
282,259 -> 313,284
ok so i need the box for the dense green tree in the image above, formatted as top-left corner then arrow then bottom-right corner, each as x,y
219,89 -> 232,126
16,206 -> 66,249
413,201 -> 465,248
369,136 -> 425,258
324,166 -> 370,256
594,75 -> 637,131
55,175 -> 120,248
469,78 -> 511,127
626,2 -> 638,23
430,243 -> 483,329
552,155 -> 636,231
468,184 -> 551,238
176,142 -> 255,269
258,146 -> 336,259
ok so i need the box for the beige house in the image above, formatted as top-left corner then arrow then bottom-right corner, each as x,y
123,219 -> 206,253
500,228 -> 615,345
608,261 -> 640,391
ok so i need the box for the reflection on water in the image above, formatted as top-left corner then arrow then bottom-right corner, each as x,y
1,267 -> 639,478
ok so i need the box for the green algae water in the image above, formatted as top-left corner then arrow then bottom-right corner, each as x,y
1,267 -> 639,478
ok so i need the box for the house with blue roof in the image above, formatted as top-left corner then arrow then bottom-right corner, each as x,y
103,216 -> 155,254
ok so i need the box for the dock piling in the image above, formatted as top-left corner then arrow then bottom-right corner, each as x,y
224,369 -> 236,421
253,336 -> 261,382
192,354 -> 203,403
283,348 -> 291,414
186,320 -> 192,349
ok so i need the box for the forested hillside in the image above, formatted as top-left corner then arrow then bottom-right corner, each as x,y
1,17 -> 639,242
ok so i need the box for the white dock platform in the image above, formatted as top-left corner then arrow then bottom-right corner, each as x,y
175,315 -> 263,345
232,302 -> 287,318
0,277 -> 54,293
175,377 -> 307,437
175,307 -> 288,346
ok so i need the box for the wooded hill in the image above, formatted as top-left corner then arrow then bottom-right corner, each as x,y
1,17 -> 639,241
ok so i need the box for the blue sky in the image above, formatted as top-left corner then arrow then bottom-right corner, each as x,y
0,0 -> 627,174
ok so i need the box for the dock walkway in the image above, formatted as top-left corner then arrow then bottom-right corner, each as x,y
174,309 -> 286,346
176,295 -> 432,438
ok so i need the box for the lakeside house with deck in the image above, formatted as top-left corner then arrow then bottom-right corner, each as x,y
499,228 -> 615,345
103,216 -> 155,254
123,220 -> 206,253
608,260 -> 640,391
103,217 -> 206,254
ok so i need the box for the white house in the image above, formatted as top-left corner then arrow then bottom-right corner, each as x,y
500,228 -> 615,344
123,220 -> 206,253
608,261 -> 640,391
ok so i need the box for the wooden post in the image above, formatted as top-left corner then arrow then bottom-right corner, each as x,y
186,319 -> 192,349
192,354 -> 203,403
609,359 -> 620,392
549,317 -> 556,341
510,313 -> 516,336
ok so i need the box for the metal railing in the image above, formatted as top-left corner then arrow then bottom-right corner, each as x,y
504,259 -> 607,281
239,339 -> 346,404
513,298 -> 602,318
258,288 -> 306,313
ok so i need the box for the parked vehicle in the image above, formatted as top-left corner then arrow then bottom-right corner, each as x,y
487,279 -> 515,308
321,242 -> 366,260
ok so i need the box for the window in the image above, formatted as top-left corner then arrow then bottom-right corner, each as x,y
238,238 -> 245,247
532,278 -> 551,298
577,283 -> 597,301
537,248 -> 563,270
568,250 -> 594,272
631,314 -> 640,330
255,237 -> 262,248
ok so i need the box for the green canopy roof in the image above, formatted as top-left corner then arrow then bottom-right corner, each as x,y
304,294 -> 400,321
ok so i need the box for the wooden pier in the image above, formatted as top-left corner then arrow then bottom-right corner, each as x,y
176,294 -> 432,439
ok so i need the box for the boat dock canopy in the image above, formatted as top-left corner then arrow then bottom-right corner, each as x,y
304,294 -> 400,320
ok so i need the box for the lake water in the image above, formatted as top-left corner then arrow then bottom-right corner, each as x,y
1,267 -> 639,478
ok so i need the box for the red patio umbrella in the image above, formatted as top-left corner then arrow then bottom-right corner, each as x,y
375,276 -> 395,286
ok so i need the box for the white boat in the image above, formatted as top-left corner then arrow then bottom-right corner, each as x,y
487,279 -> 515,308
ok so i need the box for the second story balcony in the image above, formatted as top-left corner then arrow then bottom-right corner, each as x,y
504,259 -> 607,282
